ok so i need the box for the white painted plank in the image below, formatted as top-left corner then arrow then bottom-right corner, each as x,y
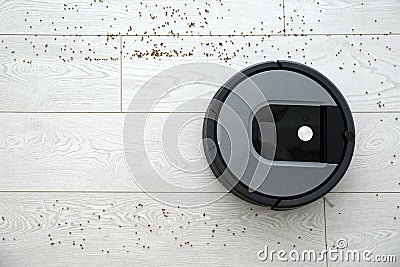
0,192 -> 325,266
0,113 -> 399,193
0,112 -> 220,192
122,35 -> 400,113
284,0 -> 400,35
0,0 -> 283,35
0,35 -> 120,112
333,114 -> 400,193
0,113 -> 132,191
1,35 -> 398,113
325,193 -> 400,266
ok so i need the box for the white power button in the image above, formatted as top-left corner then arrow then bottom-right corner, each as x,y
298,126 -> 313,142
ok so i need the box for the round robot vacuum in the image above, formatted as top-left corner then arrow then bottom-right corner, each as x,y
203,61 -> 355,210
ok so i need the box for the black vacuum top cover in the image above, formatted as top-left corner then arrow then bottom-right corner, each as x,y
203,61 -> 355,209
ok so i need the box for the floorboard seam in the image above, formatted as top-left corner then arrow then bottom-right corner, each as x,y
120,35 -> 123,113
0,191 -> 398,194
323,198 -> 329,267
0,33 -> 399,37
282,0 -> 286,35
0,111 -> 398,114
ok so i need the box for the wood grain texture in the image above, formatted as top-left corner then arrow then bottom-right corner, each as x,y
325,193 -> 400,266
0,35 -> 120,111
1,35 -> 398,113
0,113 -> 399,193
0,0 -> 283,35
122,35 -> 400,113
0,192 -> 325,266
0,113 -> 133,191
0,112 -> 222,192
334,113 -> 400,193
284,0 -> 400,35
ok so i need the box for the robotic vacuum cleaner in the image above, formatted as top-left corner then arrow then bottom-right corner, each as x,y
203,61 -> 355,209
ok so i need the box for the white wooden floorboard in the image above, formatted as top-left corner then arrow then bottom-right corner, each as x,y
0,35 -> 120,112
1,35 -> 398,113
334,113 -> 400,193
0,113 -> 398,192
325,193 -> 400,266
0,192 -> 325,266
0,0 -> 283,36
284,0 -> 400,35
122,35 -> 400,113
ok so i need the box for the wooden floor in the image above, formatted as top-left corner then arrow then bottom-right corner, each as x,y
0,0 -> 399,266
